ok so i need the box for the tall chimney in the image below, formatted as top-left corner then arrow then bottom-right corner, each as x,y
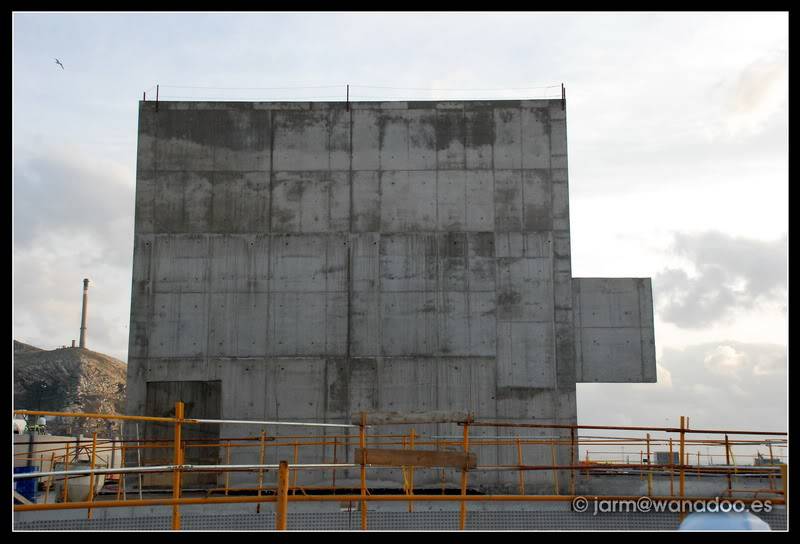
79,278 -> 90,348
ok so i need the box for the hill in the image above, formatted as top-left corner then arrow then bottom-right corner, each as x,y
13,341 -> 127,437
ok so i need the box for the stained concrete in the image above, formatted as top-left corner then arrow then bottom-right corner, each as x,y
127,99 -> 656,493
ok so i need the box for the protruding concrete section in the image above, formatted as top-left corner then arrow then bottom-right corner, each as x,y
572,278 -> 657,382
126,99 -> 657,493
79,278 -> 89,349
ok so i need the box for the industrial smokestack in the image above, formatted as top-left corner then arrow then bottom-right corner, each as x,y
79,278 -> 90,348
71,340 -> 76,348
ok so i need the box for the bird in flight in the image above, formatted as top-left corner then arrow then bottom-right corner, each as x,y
54,58 -> 64,70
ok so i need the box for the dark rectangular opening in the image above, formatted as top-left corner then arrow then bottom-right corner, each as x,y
142,380 -> 221,488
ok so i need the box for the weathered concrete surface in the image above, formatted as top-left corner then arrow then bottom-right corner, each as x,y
573,278 -> 657,382
127,99 -> 656,493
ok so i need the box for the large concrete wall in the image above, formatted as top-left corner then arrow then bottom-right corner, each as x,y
127,99 -> 655,493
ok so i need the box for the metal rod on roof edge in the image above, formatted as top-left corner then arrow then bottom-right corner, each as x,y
561,82 -> 565,110
156,84 -> 159,112
346,84 -> 350,111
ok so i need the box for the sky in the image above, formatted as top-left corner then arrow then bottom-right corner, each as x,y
12,12 -> 788,443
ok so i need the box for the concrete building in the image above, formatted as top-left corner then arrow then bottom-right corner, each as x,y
126,98 -> 656,492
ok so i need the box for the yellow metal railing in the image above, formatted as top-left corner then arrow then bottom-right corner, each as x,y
13,407 -> 787,531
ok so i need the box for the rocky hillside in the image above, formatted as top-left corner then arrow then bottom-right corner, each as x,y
13,341 -> 127,437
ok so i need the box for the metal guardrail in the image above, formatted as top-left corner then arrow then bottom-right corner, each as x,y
13,406 -> 787,531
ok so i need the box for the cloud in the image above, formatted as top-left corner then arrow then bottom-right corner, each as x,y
654,231 -> 787,328
703,345 -> 746,377
578,341 -> 787,433
724,49 -> 788,135
13,147 -> 134,361
13,146 -> 134,254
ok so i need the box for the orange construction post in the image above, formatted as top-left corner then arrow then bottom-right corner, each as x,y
408,428 -> 416,513
646,433 -> 652,497
679,416 -> 686,522
171,401 -> 184,531
87,432 -> 98,519
276,461 -> 289,530
516,438 -> 525,495
569,427 -> 576,495
62,443 -> 71,503
780,463 -> 787,504
459,422 -> 470,530
725,434 -> 732,497
256,430 -> 266,513
360,412 -> 367,530
668,438 -> 674,497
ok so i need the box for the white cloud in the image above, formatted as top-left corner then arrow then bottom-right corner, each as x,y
723,50 -> 788,136
579,341 -> 787,432
654,231 -> 787,329
703,345 -> 746,378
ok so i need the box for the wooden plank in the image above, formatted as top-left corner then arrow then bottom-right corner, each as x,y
350,411 -> 473,425
355,448 -> 477,469
13,490 -> 33,505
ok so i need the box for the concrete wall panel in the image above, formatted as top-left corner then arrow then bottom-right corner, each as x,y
351,111 -> 380,170
380,233 -> 438,292
351,232 -> 380,291
437,170 -> 468,230
464,109 -> 494,169
466,232 -> 495,291
134,171 -> 156,234
521,107 -> 551,169
579,327 -> 643,382
270,233 -> 328,292
465,171 -> 495,231
496,258 -> 554,322
379,358 -> 437,412
267,292 -> 347,356
435,109 -> 466,169
208,293 -> 268,357
153,109 -> 218,171
210,172 -> 270,233
468,292 -> 497,356
349,358 -> 379,414
212,109 -> 271,172
497,322 -> 554,388
351,171 -> 381,231
351,291 -> 380,356
523,169 -> 552,232
576,278 -> 641,328
493,109 -> 522,169
272,359 -> 327,419
378,114 -> 409,170
494,170 -> 523,232
176,292 -> 208,357
573,278 -> 656,383
207,235 -> 254,292
153,172 -> 213,233
380,171 -> 437,231
271,171 -> 350,233
381,292 -> 438,355
406,110 -> 437,170
272,111 -> 330,171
